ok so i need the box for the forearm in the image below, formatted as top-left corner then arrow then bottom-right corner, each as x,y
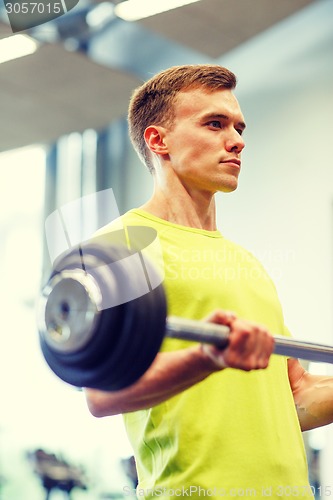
84,345 -> 218,417
85,310 -> 275,418
291,367 -> 333,431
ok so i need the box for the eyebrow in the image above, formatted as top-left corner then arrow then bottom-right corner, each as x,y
201,113 -> 247,131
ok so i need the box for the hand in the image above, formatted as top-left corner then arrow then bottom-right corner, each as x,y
201,310 -> 275,372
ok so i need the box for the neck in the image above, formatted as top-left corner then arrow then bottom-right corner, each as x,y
139,172 -> 218,231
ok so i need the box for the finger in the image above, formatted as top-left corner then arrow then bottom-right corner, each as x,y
225,321 -> 274,371
203,309 -> 237,326
255,330 -> 275,368
239,325 -> 274,369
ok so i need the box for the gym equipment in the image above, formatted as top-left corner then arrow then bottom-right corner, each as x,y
27,449 -> 87,500
38,232 -> 333,391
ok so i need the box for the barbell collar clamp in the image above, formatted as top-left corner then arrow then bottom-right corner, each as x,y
38,269 -> 102,353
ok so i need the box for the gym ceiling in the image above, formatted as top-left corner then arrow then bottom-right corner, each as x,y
0,0 -> 318,153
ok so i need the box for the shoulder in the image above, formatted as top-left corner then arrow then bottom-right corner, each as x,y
95,210 -> 138,236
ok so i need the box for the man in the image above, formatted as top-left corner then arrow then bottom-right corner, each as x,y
85,65 -> 333,498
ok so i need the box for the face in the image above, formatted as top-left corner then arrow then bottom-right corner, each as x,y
161,88 -> 246,194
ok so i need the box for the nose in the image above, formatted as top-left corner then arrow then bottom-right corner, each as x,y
226,129 -> 245,154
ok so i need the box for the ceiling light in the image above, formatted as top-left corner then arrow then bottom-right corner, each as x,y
115,0 -> 201,22
86,2 -> 115,28
0,34 -> 40,64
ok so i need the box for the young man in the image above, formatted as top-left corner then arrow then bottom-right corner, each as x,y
85,65 -> 333,498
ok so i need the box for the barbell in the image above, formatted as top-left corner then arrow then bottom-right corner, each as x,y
38,230 -> 333,391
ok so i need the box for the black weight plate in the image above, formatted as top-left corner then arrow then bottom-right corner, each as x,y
105,284 -> 167,390
74,265 -> 167,390
40,245 -> 128,367
39,229 -> 167,390
76,239 -> 167,390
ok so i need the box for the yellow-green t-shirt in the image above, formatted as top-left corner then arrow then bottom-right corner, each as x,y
100,209 -> 312,499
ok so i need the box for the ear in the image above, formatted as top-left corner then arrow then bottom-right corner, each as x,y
144,125 -> 169,156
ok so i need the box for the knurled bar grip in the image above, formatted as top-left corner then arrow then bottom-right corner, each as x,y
166,317 -> 333,364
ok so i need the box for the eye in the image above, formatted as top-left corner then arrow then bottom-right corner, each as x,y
236,128 -> 244,136
207,120 -> 222,129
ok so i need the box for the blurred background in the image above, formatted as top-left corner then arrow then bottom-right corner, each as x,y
0,0 -> 332,497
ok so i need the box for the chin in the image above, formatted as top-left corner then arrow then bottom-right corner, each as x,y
215,174 -> 239,193
219,183 -> 238,193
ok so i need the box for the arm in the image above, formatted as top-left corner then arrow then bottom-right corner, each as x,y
85,310 -> 274,417
85,346 -> 217,417
288,357 -> 333,431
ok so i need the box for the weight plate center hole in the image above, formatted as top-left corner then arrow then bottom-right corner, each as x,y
60,300 -> 70,320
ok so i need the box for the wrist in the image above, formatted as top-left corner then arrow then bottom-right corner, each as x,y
197,344 -> 228,372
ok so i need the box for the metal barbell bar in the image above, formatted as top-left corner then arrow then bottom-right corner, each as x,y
166,316 -> 333,365
38,237 -> 333,391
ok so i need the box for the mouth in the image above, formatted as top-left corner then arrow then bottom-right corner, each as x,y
221,158 -> 241,168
